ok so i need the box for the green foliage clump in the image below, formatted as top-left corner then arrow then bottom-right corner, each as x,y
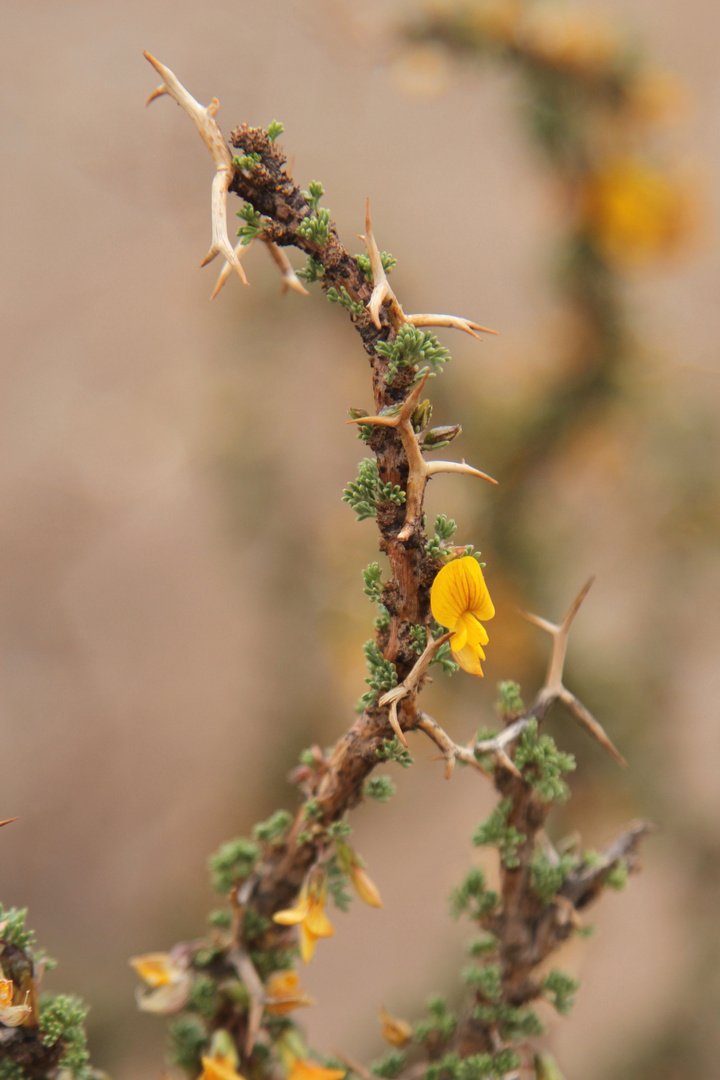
208,836 -> 259,894
236,202 -> 265,244
363,640 -> 398,694
376,737 -> 413,768
415,995 -> 457,1049
424,514 -> 457,557
449,867 -> 500,922
462,963 -> 502,1001
356,250 -> 397,282
326,285 -> 364,316
473,800 -> 526,869
168,1016 -> 209,1076
370,1051 -> 407,1078
374,604 -> 391,632
424,1048 -> 520,1080
513,720 -> 576,802
363,562 -> 384,602
543,970 -> 579,1016
375,325 -> 451,384
267,120 -> 284,142
606,857 -> 629,890
296,256 -> 325,283
254,809 -> 292,844
208,908 -> 232,930
39,994 -> 90,1079
342,458 -> 405,521
325,856 -> 352,913
0,905 -> 35,951
408,623 -> 457,674
364,775 -> 396,802
496,680 -> 525,717
298,182 -> 330,246
0,1061 -> 25,1080
473,1002 -> 543,1042
531,850 -> 578,904
232,151 -> 262,171
187,976 -> 218,1019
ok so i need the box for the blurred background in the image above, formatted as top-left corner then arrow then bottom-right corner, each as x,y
1,1 -> 718,1078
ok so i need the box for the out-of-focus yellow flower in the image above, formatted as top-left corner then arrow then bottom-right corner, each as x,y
623,69 -> 689,128
467,0 -> 522,42
286,1059 -> 346,1080
391,43 -> 452,99
130,949 -> 193,1014
273,873 -> 335,964
379,1005 -> 413,1047
264,970 -> 314,1016
517,5 -> 619,73
580,156 -> 693,266
200,1056 -> 247,1080
430,556 -> 494,676
349,864 -> 383,909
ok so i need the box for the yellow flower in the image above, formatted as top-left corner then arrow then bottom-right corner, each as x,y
580,156 -> 693,266
264,970 -> 315,1016
0,977 -> 32,1028
379,1006 -> 412,1047
200,1056 -> 247,1080
286,1060 -> 346,1080
349,864 -> 383,909
129,950 -> 192,1014
273,873 -> 335,964
430,556 -> 495,676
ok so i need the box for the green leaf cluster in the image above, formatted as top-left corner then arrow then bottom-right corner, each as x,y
364,775 -> 396,802
462,963 -> 502,1001
473,800 -> 526,869
376,737 -> 413,768
326,285 -> 364,316
542,970 -> 579,1016
449,868 -> 499,922
513,720 -> 576,802
236,202 -> 265,244
425,514 -> 457,557
39,994 -> 90,1080
296,256 -> 325,283
496,680 -> 525,717
208,837 -> 259,894
375,325 -> 451,385
342,458 -> 405,521
415,995 -> 457,1048
298,207 -> 330,247
253,809 -> 292,845
530,850 -> 578,904
425,1049 -> 520,1080
363,562 -> 384,602
232,151 -> 262,171
168,1016 -> 209,1076
267,120 -> 284,142
362,640 -> 398,696
0,905 -> 35,951
356,250 -> 397,282
370,1051 -> 407,1078
472,1002 -> 543,1042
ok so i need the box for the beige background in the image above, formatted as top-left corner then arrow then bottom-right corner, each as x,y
1,1 -> 719,1078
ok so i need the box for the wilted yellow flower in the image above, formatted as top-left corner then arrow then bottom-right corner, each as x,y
130,950 -> 192,1014
379,1005 -> 413,1047
265,970 -> 314,1016
430,556 -> 495,676
286,1060 -> 346,1080
0,978 -> 32,1028
349,863 -> 384,909
273,873 -> 335,964
580,156 -> 693,266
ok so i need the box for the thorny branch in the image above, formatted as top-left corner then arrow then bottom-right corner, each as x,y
138,54 -> 649,1079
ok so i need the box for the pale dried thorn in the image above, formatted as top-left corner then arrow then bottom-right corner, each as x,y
562,576 -> 596,632
496,748 -> 522,778
405,313 -> 499,338
517,608 -> 557,634
145,84 -> 168,106
386,700 -> 409,748
0,817 -> 18,828
425,459 -> 498,485
560,688 -> 627,767
265,241 -> 309,296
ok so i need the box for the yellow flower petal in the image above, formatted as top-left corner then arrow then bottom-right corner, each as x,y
200,1055 -> 247,1080
287,1060 -> 346,1080
304,898 -> 335,939
299,924 -> 317,965
273,896 -> 311,927
265,970 -> 314,1015
431,557 -> 494,629
350,865 -> 384,909
454,643 -> 485,677
379,1006 -> 412,1047
129,953 -> 177,988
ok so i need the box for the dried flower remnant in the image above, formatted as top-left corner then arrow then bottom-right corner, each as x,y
430,556 -> 495,675
273,872 -> 335,964
130,949 -> 193,1014
0,976 -> 31,1027
264,970 -> 315,1016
